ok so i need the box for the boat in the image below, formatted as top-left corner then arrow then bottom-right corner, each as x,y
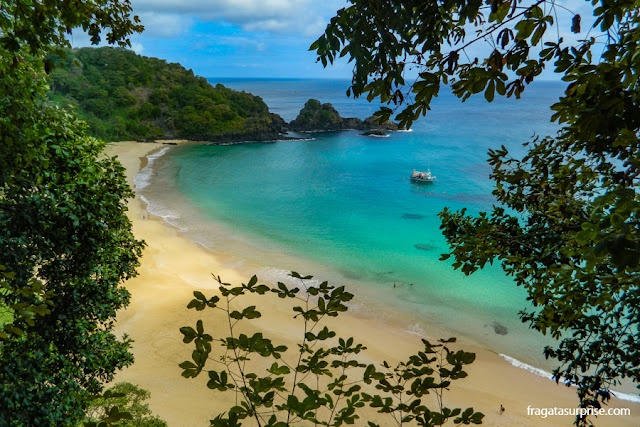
410,169 -> 436,183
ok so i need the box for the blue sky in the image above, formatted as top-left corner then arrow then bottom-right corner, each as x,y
69,0 -> 351,79
69,0 -> 598,80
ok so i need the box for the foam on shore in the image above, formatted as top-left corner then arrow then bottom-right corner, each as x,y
133,146 -> 172,191
500,354 -> 640,403
133,146 -> 189,232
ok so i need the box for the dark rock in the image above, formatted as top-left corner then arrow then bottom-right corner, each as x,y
269,113 -> 287,132
361,129 -> 389,137
364,115 -> 399,131
289,99 -> 343,131
342,117 -> 365,129
288,99 -> 399,132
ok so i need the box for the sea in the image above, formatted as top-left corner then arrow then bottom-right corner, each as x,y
136,78 -> 638,400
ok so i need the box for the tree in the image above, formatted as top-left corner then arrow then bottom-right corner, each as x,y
0,0 -> 142,55
0,1 -> 144,424
84,382 -> 168,426
313,0 -> 640,422
180,273 -> 483,426
46,47 -> 283,142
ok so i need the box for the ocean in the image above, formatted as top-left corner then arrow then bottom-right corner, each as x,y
140,78 -> 567,373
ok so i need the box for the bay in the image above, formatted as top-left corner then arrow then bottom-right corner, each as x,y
141,78 -> 564,369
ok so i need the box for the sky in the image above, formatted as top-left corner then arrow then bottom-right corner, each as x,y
71,0 -> 351,79
69,0 -> 599,80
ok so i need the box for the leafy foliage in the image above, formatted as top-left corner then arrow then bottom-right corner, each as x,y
180,273 -> 483,426
48,47 -> 285,142
0,265 -> 53,339
314,0 -> 640,422
0,103 -> 144,425
313,0 -> 617,128
84,382 -> 168,427
0,0 -> 142,56
1,1 -> 144,424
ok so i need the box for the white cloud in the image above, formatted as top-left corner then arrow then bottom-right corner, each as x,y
132,0 -> 346,36
67,29 -> 144,54
218,36 -> 266,51
137,12 -> 194,38
131,41 -> 145,54
134,0 -> 308,19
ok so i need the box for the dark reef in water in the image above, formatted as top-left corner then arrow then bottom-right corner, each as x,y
489,321 -> 509,335
377,271 -> 394,276
402,213 -> 425,220
340,269 -> 363,280
414,243 -> 437,251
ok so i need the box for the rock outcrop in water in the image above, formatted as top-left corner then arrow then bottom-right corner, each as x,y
288,99 -> 398,132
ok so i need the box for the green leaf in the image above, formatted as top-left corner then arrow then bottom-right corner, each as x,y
484,80 -> 495,102
247,275 -> 257,287
180,326 -> 196,343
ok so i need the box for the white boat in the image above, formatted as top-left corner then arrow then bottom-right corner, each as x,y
410,169 -> 436,183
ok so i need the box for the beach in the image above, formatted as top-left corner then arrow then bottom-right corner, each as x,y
107,140 -> 639,426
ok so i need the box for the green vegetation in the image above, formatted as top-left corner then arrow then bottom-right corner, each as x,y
49,47 -> 286,142
0,265 -> 53,339
315,0 -> 640,422
289,99 -> 344,131
180,273 -> 482,426
1,1 -> 145,424
83,382 -> 168,426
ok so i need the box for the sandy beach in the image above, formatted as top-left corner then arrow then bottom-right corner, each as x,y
106,141 -> 639,426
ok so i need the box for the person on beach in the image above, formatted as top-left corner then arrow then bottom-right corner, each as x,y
499,404 -> 505,415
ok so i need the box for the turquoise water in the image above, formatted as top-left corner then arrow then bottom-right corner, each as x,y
142,79 -> 565,368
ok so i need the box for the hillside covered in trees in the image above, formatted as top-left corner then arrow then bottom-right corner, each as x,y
48,47 -> 285,142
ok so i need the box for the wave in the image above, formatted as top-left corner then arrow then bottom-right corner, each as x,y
133,146 -> 172,191
361,134 -> 390,138
406,323 -> 426,337
254,266 -> 369,315
139,195 -> 188,232
134,146 -> 190,232
209,137 -> 316,146
499,354 -> 640,403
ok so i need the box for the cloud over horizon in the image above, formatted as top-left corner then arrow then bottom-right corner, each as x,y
133,0 -> 346,38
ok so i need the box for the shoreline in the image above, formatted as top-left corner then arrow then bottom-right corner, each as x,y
107,140 -> 639,426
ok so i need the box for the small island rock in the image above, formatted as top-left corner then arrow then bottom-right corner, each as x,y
288,99 -> 399,132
